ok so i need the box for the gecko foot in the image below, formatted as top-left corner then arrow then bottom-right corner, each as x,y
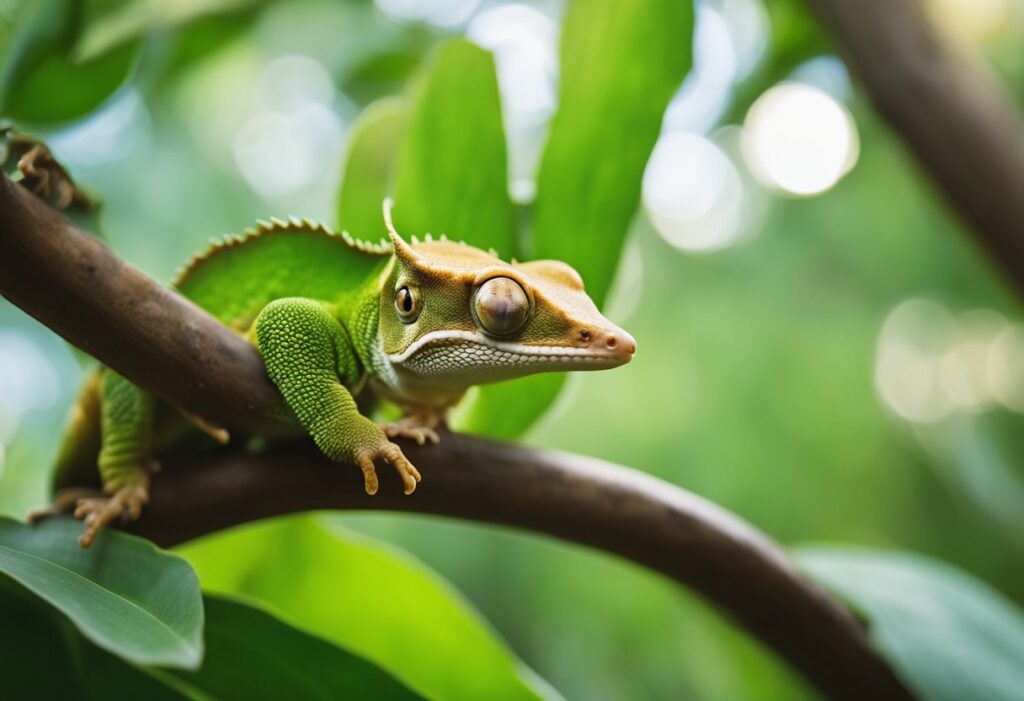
27,487 -> 104,523
72,475 -> 151,548
354,441 -> 422,496
380,414 -> 442,446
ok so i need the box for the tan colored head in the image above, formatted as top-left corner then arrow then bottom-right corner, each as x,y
378,202 -> 635,388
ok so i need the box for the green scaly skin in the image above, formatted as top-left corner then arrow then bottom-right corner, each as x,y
37,207 -> 636,547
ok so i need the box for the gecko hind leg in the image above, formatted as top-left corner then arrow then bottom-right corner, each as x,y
27,487 -> 104,523
73,469 -> 152,548
71,371 -> 156,547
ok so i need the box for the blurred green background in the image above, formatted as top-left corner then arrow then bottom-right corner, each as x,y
1,0 -> 1023,698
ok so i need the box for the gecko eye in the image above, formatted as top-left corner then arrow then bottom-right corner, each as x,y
395,286 -> 421,322
473,277 -> 530,337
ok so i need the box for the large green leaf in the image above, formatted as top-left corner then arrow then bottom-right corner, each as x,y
531,0 -> 692,306
168,595 -> 424,700
386,37 -> 547,438
1,575 -> 422,699
179,516 -> 561,701
337,96 -> 406,239
0,576 -> 187,700
392,38 -> 516,255
458,0 -> 693,438
0,517 -> 204,669
797,547 -> 1024,701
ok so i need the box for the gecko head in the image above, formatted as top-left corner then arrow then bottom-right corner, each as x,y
378,205 -> 635,387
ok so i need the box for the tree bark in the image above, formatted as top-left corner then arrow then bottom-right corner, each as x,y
0,173 -> 912,700
805,0 -> 1024,299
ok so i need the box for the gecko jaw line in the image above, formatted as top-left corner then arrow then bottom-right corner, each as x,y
387,329 -> 618,364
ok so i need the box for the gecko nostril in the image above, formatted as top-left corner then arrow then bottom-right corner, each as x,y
606,336 -> 617,349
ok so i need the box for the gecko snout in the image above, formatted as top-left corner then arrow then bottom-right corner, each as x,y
587,327 -> 636,363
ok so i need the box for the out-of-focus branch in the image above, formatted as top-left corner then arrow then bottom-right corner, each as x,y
0,173 -> 912,700
805,0 -> 1024,298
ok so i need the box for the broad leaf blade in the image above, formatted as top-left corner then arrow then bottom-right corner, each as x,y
0,517 -> 204,669
179,516 -> 562,701
168,595 -> 424,700
531,0 -> 693,306
797,547 -> 1024,701
337,96 -> 406,239
0,577 -> 189,699
392,38 -> 516,255
459,0 -> 693,438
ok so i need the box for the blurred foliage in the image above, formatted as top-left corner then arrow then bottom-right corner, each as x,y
460,0 -> 693,438
0,576 -> 422,700
179,516 -> 560,701
0,517 -> 203,669
799,547 -> 1024,701
1,0 -> 1024,698
169,596 -> 423,700
337,96 -> 405,237
392,39 -> 516,253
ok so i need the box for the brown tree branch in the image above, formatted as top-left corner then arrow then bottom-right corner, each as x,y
805,0 -> 1024,298
0,174 -> 912,700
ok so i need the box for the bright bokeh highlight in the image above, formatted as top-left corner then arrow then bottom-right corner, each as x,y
643,131 -> 743,253
875,299 -> 1024,423
742,82 -> 859,196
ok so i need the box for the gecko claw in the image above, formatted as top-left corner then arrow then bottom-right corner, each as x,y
72,475 -> 150,548
27,487 -> 104,524
354,441 -> 420,496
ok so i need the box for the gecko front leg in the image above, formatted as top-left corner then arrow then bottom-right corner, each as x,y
255,297 -> 422,495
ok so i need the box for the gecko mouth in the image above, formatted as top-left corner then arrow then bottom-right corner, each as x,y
388,330 -> 633,382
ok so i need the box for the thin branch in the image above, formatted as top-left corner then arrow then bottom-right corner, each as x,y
0,174 -> 912,700
805,0 -> 1024,298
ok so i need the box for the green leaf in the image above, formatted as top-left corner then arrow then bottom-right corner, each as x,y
531,0 -> 693,306
179,516 -> 561,701
386,37 -> 553,439
337,96 -> 406,238
0,517 -> 204,669
0,0 -> 68,112
392,38 -> 516,256
3,41 -> 137,124
74,0 -> 267,63
797,547 -> 1024,701
0,577 -> 189,699
168,595 -> 425,700
1,576 -> 421,699
459,0 -> 693,439
452,373 -> 567,440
